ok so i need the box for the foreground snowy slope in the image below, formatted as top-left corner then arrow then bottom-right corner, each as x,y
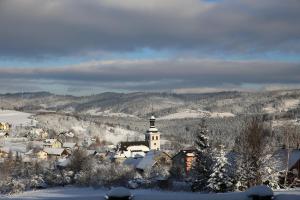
3,187 -> 300,200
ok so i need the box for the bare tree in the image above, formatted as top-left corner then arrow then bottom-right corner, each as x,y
235,117 -> 277,190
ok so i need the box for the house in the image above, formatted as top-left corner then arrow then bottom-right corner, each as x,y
0,147 -> 9,158
0,122 -> 11,131
43,148 -> 70,160
37,150 -> 48,160
136,150 -> 172,173
171,147 -> 197,179
43,139 -> 62,148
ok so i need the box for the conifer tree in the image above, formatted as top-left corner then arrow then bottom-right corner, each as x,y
191,119 -> 213,192
208,145 -> 234,192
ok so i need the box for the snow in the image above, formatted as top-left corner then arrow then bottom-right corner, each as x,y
103,126 -> 142,145
84,109 -> 139,119
63,143 -> 77,149
106,187 -> 132,198
159,109 -> 235,120
0,110 -> 36,127
263,99 -> 300,113
127,145 -> 150,152
136,150 -> 161,170
43,148 -> 66,156
245,185 -> 273,197
3,186 -> 300,200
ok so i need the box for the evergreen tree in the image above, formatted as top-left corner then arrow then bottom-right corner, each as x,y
191,119 -> 213,192
208,145 -> 234,193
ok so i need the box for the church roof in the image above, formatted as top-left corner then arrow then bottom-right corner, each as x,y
119,141 -> 149,151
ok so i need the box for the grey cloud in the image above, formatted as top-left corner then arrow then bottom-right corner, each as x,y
0,59 -> 299,92
0,0 -> 299,57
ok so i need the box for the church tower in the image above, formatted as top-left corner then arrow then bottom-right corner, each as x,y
145,116 -> 160,150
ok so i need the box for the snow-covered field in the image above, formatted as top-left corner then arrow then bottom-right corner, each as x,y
0,110 -> 36,127
2,187 -> 300,200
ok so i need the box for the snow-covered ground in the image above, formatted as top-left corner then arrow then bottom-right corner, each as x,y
0,110 -> 36,127
3,187 -> 300,200
36,114 -> 142,145
84,109 -> 139,119
263,99 -> 300,113
159,109 -> 235,120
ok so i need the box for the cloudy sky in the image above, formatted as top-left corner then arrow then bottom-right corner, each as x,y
0,0 -> 299,95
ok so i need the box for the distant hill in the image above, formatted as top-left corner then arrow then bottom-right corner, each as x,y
0,90 -> 300,119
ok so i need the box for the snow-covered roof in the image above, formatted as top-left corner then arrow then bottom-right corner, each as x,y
127,145 -> 149,152
136,150 -> 163,170
44,139 -> 59,144
43,148 -> 66,156
63,142 -> 76,148
123,157 -> 143,167
146,127 -> 158,133
186,152 -> 195,157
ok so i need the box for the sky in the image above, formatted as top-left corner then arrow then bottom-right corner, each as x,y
0,0 -> 300,95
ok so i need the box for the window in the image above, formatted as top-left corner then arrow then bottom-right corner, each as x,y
152,136 -> 154,140
156,136 -> 159,140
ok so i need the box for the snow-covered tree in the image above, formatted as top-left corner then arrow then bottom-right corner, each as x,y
208,145 -> 234,193
235,117 -> 279,190
191,119 -> 213,192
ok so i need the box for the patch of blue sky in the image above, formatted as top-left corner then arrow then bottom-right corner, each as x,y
0,48 -> 172,68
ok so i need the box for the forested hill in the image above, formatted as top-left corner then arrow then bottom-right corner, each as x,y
0,90 -> 300,119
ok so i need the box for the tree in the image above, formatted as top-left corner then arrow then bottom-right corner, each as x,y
282,123 -> 300,187
191,119 -> 213,192
68,149 -> 89,173
235,117 -> 278,190
208,145 -> 234,193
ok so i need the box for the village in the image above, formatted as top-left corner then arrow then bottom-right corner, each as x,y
0,110 -> 300,193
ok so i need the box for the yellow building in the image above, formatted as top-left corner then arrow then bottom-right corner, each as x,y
43,139 -> 62,148
0,148 -> 9,158
0,122 -> 10,131
36,150 -> 48,160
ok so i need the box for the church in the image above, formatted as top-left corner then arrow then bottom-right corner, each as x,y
115,116 -> 161,159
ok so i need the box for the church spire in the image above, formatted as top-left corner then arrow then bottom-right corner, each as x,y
145,115 -> 160,150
